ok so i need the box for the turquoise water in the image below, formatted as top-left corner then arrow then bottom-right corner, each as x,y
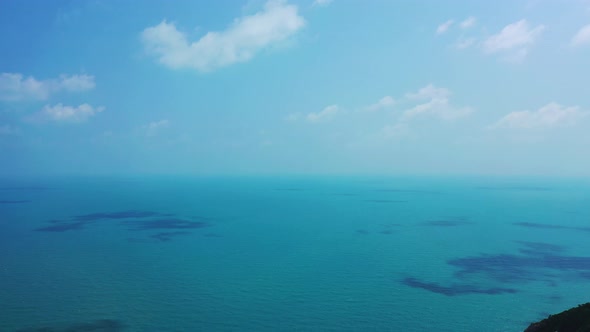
1,176 -> 589,331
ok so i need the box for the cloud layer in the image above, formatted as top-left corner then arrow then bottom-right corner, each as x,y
307,104 -> 339,123
491,102 -> 587,129
0,73 -> 95,101
141,0 -> 305,72
38,103 -> 105,123
143,119 -> 170,136
482,20 -> 544,62
572,24 -> 590,47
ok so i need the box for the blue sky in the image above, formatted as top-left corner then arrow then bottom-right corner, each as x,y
1,0 -> 589,176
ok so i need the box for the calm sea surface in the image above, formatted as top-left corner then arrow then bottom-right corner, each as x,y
1,176 -> 589,331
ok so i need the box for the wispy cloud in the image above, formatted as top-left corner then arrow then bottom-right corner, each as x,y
141,0 -> 305,72
364,96 -> 395,112
460,16 -> 477,29
406,84 -> 451,100
571,24 -> 590,47
312,0 -> 333,7
0,73 -> 95,101
307,104 -> 339,123
32,103 -> 104,123
436,20 -> 454,35
490,103 -> 587,129
482,19 -> 544,62
143,119 -> 170,136
402,97 -> 472,121
402,84 -> 472,121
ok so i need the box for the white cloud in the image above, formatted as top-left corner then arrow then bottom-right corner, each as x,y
402,84 -> 472,121
313,0 -> 333,6
364,96 -> 395,112
141,0 -> 305,72
38,103 -> 104,123
402,98 -> 472,121
490,102 -> 588,129
0,124 -> 20,135
460,16 -> 476,29
307,104 -> 339,123
482,20 -> 544,61
143,119 -> 170,136
0,73 -> 95,101
571,24 -> 590,47
436,20 -> 454,35
406,84 -> 451,100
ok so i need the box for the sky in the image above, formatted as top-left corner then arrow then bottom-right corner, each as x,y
1,0 -> 590,177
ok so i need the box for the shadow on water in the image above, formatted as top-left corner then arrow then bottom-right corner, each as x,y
402,241 -> 590,296
150,231 -> 192,242
123,218 -> 211,231
374,189 -> 441,194
475,186 -> 553,192
34,210 -> 214,243
401,277 -> 517,296
35,221 -> 88,232
71,211 -> 173,222
513,221 -> 590,233
16,319 -> 125,332
0,186 -> 52,191
363,199 -> 407,203
420,219 -> 474,227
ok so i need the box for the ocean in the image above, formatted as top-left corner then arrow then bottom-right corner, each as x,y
1,176 -> 589,331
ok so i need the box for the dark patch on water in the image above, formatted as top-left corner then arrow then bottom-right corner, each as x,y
275,188 -> 305,192
421,219 -> 474,227
127,237 -> 152,243
35,221 -> 87,232
517,241 -> 566,255
547,294 -> 563,303
363,199 -> 407,203
379,229 -> 393,235
71,210 -> 172,222
448,244 -> 590,283
151,231 -> 192,242
513,222 -> 590,232
576,271 -> 590,280
124,218 -> 211,231
36,210 -> 213,242
355,229 -> 369,235
0,200 -> 30,204
16,319 -> 125,331
380,223 -> 402,228
476,186 -> 553,192
0,186 -> 52,191
402,241 -> 590,296
401,277 -> 517,296
375,189 -> 440,194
